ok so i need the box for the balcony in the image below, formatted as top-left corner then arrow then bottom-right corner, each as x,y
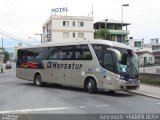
152,44 -> 160,52
152,49 -> 160,52
108,29 -> 129,35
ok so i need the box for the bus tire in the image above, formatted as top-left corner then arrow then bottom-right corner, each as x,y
34,74 -> 43,87
108,90 -> 115,94
86,78 -> 96,94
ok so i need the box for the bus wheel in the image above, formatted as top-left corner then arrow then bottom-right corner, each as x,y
34,74 -> 43,87
86,79 -> 96,94
108,90 -> 115,94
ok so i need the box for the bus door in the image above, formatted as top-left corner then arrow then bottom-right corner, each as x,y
101,50 -> 117,89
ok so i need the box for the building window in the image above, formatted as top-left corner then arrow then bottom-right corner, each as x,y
149,57 -> 152,63
63,21 -> 69,27
156,39 -> 158,44
73,21 -> 75,27
63,32 -> 69,38
78,33 -> 84,38
134,42 -> 141,48
78,22 -> 84,27
73,33 -> 75,38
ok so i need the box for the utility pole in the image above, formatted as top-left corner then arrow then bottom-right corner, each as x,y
121,4 -> 129,43
35,33 -> 43,44
105,19 -> 108,40
1,37 -> 4,73
2,37 -> 3,61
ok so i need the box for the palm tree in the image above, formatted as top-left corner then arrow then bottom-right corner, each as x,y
94,29 -> 111,40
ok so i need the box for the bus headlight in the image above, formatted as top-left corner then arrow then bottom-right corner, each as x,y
117,78 -> 126,83
120,76 -> 125,79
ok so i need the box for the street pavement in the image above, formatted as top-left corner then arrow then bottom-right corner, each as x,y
0,63 -> 160,115
129,84 -> 160,99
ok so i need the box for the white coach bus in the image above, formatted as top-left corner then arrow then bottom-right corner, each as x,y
16,39 -> 140,93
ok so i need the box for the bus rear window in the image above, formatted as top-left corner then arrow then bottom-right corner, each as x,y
18,48 -> 45,61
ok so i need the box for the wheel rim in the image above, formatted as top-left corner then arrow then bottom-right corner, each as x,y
87,82 -> 91,90
36,77 -> 40,85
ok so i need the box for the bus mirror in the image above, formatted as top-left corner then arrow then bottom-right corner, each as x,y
107,48 -> 122,61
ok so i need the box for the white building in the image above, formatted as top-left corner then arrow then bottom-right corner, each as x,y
43,15 -> 94,43
128,38 -> 144,50
151,38 -> 160,64
128,38 -> 155,65
136,51 -> 155,66
128,38 -> 152,52
128,37 -> 154,53
14,43 -> 22,60
151,38 -> 159,44
143,38 -> 160,64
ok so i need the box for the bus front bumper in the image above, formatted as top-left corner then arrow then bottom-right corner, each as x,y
117,79 -> 140,91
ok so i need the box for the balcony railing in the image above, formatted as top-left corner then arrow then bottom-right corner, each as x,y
152,49 -> 160,52
108,29 -> 129,35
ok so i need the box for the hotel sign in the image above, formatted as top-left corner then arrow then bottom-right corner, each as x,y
51,7 -> 68,13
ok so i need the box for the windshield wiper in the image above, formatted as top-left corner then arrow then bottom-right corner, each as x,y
129,58 -> 139,76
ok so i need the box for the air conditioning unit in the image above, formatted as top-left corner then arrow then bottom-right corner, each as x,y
47,34 -> 50,38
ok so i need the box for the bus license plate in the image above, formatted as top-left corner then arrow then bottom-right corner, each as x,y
129,78 -> 137,82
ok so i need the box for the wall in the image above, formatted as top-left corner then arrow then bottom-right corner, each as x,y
139,73 -> 160,86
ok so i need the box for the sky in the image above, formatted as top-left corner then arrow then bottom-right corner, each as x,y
0,0 -> 160,52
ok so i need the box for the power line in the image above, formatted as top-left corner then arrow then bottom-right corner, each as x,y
0,29 -> 40,45
0,31 -> 31,46
28,37 -> 40,44
0,29 -> 20,40
0,29 -> 32,45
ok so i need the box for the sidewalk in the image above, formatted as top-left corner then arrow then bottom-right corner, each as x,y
129,84 -> 160,99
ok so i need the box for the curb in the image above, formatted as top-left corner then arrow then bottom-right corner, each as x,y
128,91 -> 160,100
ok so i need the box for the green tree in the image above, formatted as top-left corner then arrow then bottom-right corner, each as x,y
94,29 -> 111,40
4,51 -> 10,63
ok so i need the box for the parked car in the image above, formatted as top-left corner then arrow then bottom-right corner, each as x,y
5,61 -> 12,69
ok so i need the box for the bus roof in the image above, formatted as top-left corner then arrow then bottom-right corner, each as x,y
18,39 -> 133,50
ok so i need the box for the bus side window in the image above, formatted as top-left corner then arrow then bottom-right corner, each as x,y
91,44 -> 103,64
82,51 -> 92,60
59,46 -> 74,60
67,53 -> 73,60
53,53 -> 59,60
22,51 -> 28,60
75,52 -> 82,60
104,53 -> 114,66
33,48 -> 45,60
60,52 -> 67,60
81,45 -> 92,60
47,47 -> 59,60
74,44 -> 92,60
103,51 -> 115,73
24,49 -> 34,61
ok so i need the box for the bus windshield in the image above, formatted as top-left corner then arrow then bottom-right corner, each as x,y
92,44 -> 139,78
117,48 -> 139,77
